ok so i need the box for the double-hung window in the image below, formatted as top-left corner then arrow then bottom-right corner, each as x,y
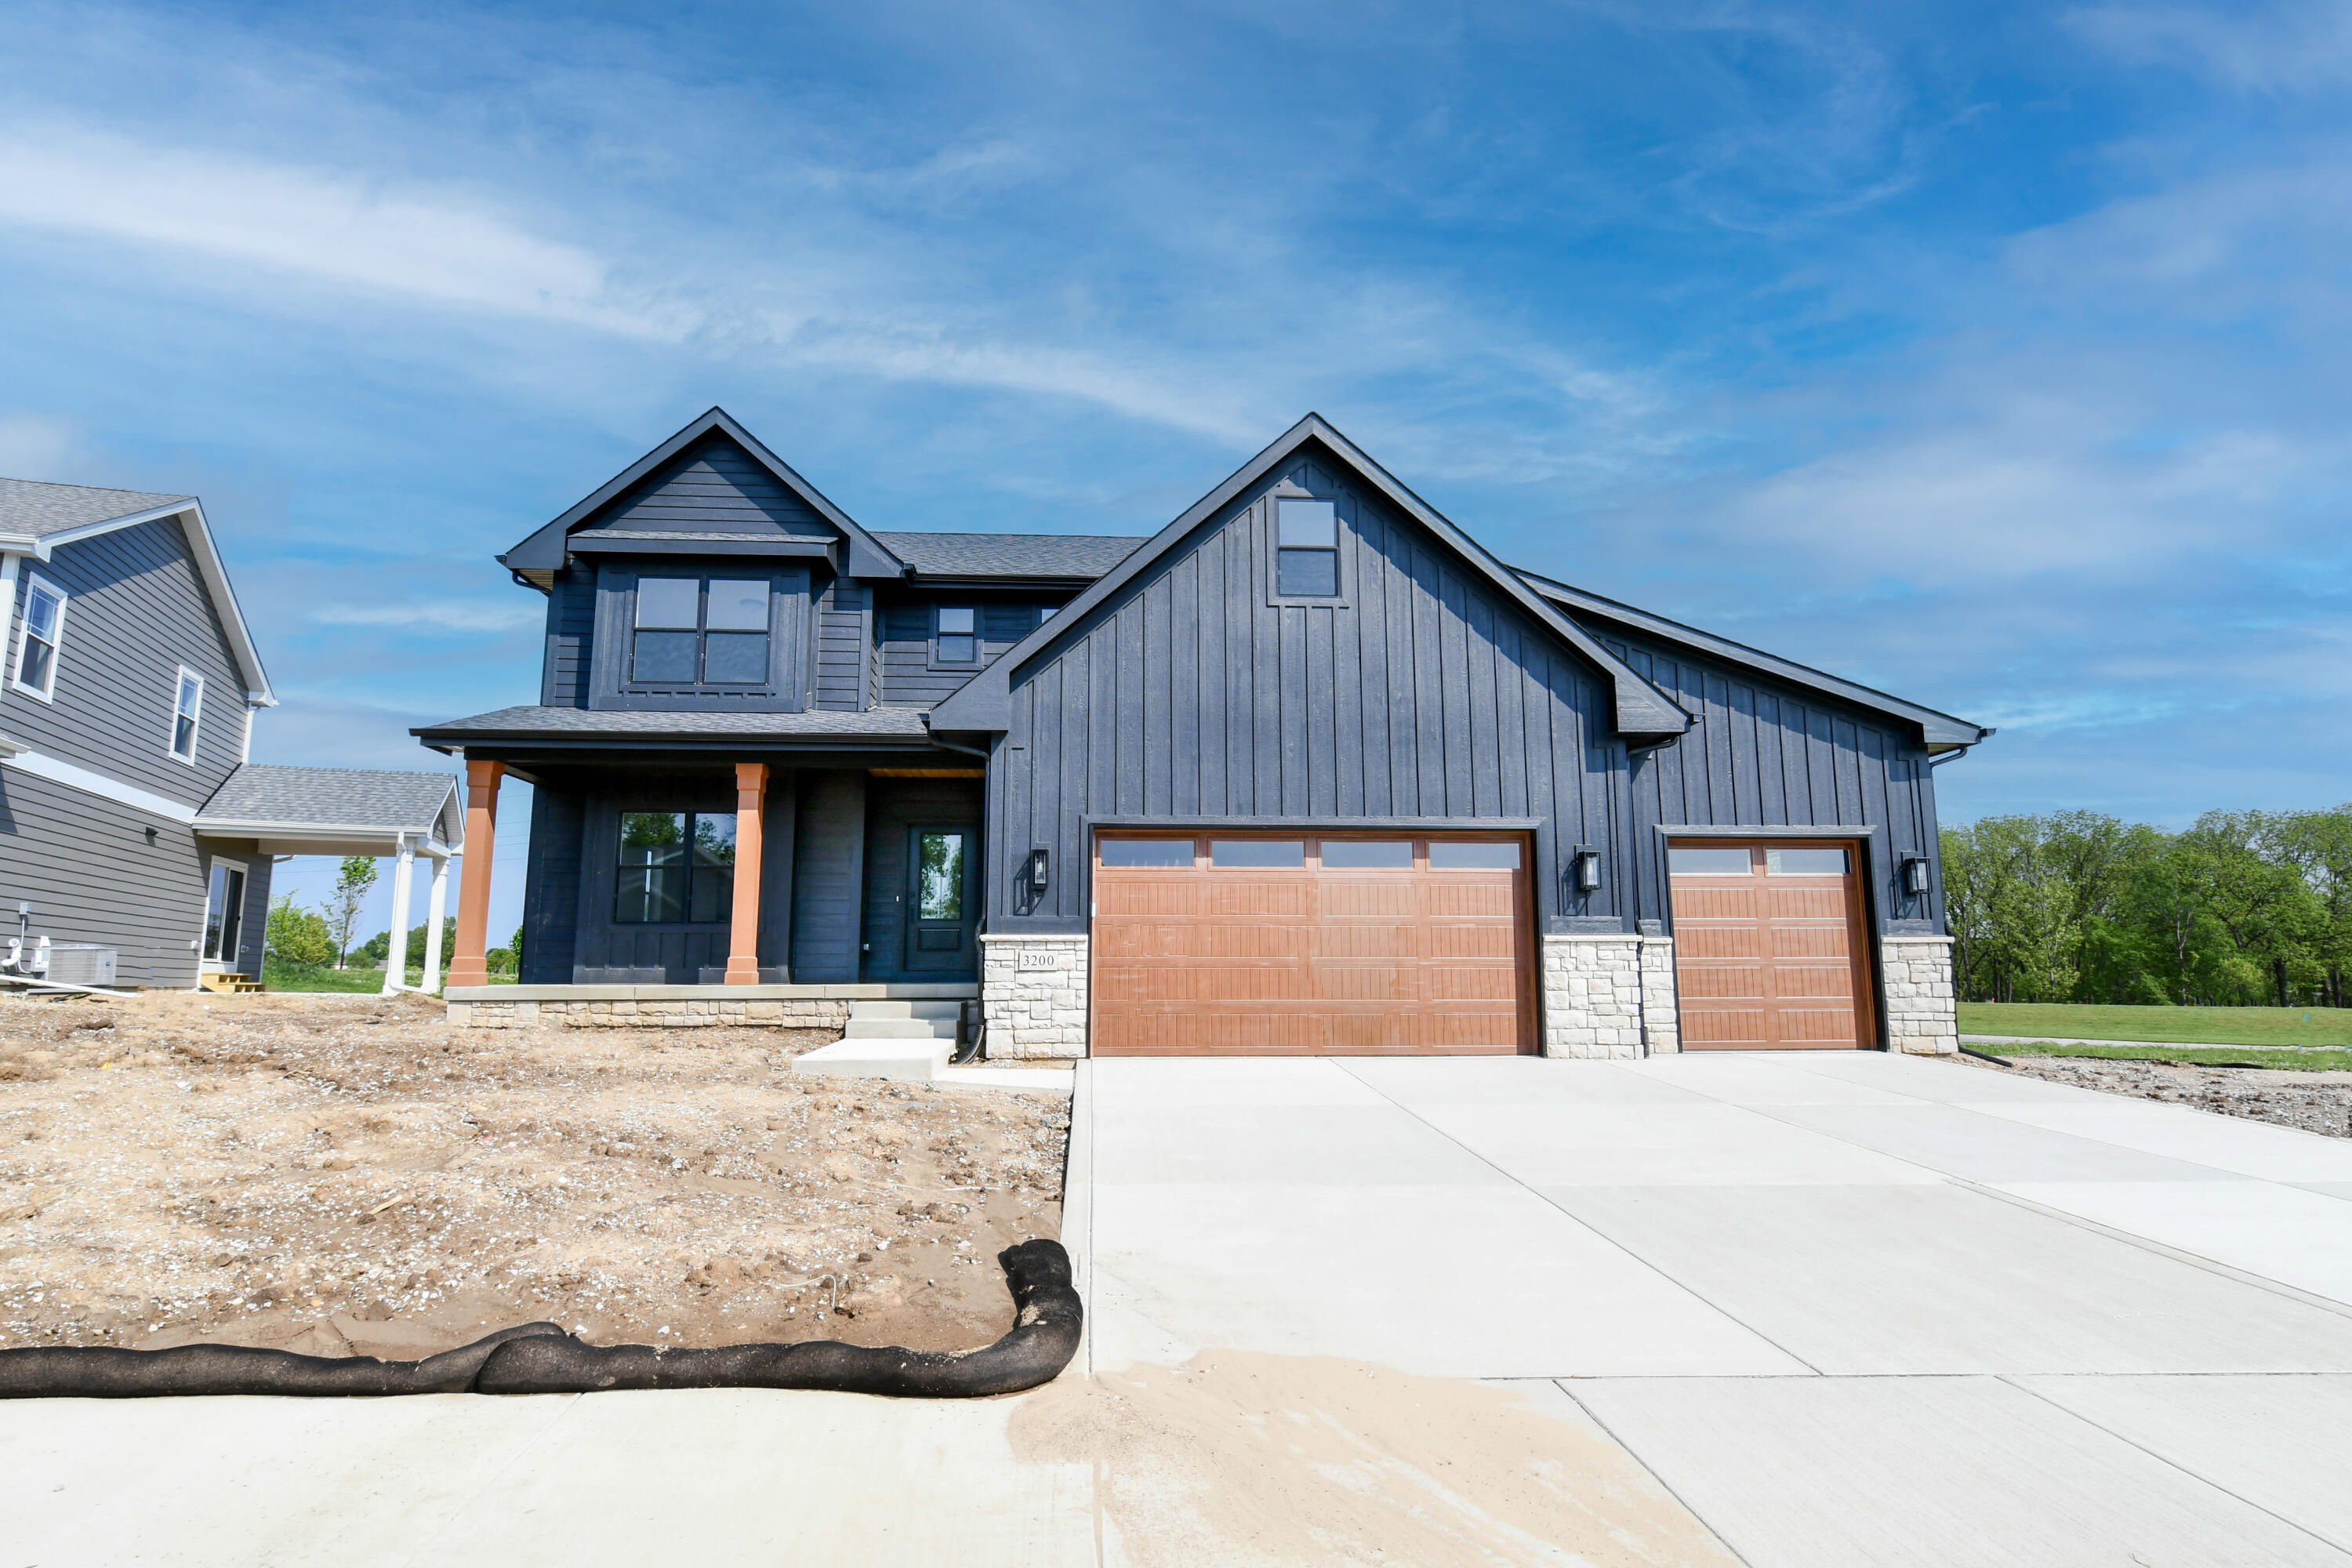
13,575 -> 65,699
1276,499 -> 1340,597
169,668 -> 204,763
614,811 -> 736,924
631,578 -> 771,685
935,606 -> 978,665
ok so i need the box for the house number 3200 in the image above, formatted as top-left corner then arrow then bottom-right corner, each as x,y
1016,950 -> 1060,971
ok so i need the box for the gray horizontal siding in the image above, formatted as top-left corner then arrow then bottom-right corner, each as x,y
540,573 -> 595,709
0,765 -> 209,986
2,517 -> 249,808
1599,629 -> 1944,935
815,577 -> 868,712
878,601 -> 1040,710
593,436 -> 836,537
520,783 -> 585,984
789,769 -> 865,983
988,451 -> 1625,933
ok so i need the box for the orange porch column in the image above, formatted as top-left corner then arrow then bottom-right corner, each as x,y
724,762 -> 768,985
447,759 -> 504,987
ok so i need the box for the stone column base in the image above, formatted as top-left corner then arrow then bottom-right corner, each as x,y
1541,935 -> 1639,1058
981,934 -> 1089,1059
1637,935 -> 1679,1054
1880,935 -> 1958,1054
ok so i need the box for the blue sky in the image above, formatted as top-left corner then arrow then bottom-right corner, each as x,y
2,0 -> 2346,942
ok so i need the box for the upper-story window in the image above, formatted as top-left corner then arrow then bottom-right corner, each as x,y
935,606 -> 979,666
13,574 -> 66,701
1276,499 -> 1340,597
633,577 -> 770,685
169,668 -> 204,763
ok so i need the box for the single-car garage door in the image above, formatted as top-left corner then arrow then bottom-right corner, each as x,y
1668,840 -> 1875,1049
1091,831 -> 1534,1054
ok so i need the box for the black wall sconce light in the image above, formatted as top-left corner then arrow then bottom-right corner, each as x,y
1570,848 -> 1603,895
1901,855 -> 1932,896
1027,848 -> 1051,895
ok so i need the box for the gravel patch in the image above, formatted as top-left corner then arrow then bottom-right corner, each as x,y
1966,1051 -> 2352,1141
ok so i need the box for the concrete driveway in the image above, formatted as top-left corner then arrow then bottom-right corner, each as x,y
1072,1049 -> 2352,1565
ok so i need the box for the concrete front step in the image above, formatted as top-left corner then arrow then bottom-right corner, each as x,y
792,1038 -> 952,1083
843,1018 -> 960,1040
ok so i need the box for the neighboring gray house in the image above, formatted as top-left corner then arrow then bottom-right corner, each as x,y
0,477 -> 462,990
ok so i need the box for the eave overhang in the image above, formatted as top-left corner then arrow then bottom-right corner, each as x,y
1518,572 -> 1993,755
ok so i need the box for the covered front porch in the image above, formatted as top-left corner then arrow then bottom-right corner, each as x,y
416,709 -> 989,1000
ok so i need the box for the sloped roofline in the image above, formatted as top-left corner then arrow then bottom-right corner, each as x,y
498,407 -> 907,581
928,414 -> 1693,741
1516,570 -> 1992,754
0,499 -> 274,706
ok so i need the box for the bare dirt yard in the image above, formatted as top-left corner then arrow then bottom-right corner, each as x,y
1966,1051 -> 2352,1140
0,990 -> 1069,1361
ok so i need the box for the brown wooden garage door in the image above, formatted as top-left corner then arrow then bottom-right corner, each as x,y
1091,831 -> 1534,1054
1668,840 -> 1875,1050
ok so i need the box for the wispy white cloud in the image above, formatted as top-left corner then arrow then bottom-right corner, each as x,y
0,125 -> 684,338
0,412 -> 91,480
309,601 -> 543,633
2067,1 -> 2352,93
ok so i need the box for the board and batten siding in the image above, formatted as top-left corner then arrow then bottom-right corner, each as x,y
1587,621 -> 1945,937
2,517 -> 251,808
985,452 -> 1628,935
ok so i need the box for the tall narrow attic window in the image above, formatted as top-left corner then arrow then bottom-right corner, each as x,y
13,575 -> 64,700
936,606 -> 978,665
1276,499 -> 1339,596
170,668 -> 204,763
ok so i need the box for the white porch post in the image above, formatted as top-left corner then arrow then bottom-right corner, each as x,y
380,835 -> 416,996
423,850 -> 450,993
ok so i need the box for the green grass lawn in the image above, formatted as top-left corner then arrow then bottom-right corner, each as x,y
1959,1001 -> 2352,1048
258,960 -> 517,993
1980,1041 -> 2352,1071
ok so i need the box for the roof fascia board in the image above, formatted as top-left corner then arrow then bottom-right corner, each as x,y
500,408 -> 907,579
568,535 -> 837,561
930,416 -> 1692,741
1518,571 -> 1990,750
32,501 -> 275,706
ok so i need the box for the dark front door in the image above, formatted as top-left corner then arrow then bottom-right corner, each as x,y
902,826 -> 978,974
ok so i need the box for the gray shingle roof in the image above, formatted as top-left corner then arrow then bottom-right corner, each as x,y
0,477 -> 191,537
197,764 -> 459,833
872,531 -> 1145,579
413,706 -> 935,742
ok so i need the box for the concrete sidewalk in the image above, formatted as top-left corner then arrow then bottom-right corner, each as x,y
1078,1050 -> 2352,1565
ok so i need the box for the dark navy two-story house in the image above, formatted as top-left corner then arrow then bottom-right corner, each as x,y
419,408 -> 1987,1058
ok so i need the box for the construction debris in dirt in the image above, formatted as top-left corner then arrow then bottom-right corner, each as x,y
0,990 -> 1069,1360
1966,1051 -> 2352,1140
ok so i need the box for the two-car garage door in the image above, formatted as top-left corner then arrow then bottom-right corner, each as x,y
1091,831 -> 1534,1054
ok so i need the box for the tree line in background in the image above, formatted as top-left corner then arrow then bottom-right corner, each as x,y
1941,808 -> 2352,1007
263,855 -> 520,976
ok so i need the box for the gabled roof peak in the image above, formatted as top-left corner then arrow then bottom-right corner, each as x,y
929,412 -> 1693,742
500,408 -> 906,583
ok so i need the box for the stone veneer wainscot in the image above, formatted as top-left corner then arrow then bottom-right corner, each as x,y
981,934 -> 1090,1059
1878,935 -> 1959,1054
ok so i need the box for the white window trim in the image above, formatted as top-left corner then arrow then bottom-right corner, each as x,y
11,572 -> 66,702
201,852 -> 252,971
169,666 -> 205,764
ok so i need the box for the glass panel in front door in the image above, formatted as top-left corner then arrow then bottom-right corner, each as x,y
917,833 -> 966,920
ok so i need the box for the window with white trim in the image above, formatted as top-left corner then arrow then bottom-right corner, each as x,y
1276,499 -> 1340,597
170,667 -> 204,763
13,575 -> 65,700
